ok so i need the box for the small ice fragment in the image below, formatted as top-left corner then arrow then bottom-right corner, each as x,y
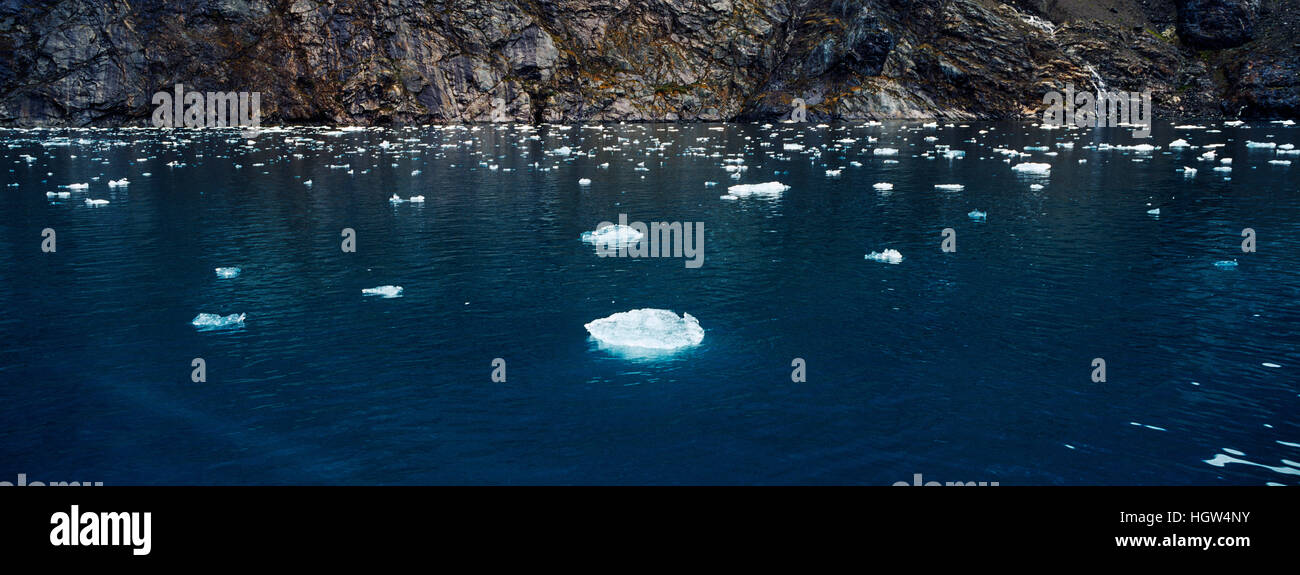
362,285 -> 404,298
1168,139 -> 1190,148
584,309 -> 704,351
968,210 -> 987,220
389,194 -> 404,204
408,195 -> 425,203
934,184 -> 964,191
1147,208 -> 1160,215
825,169 -> 841,177
84,198 -> 109,206
107,178 -> 129,187
865,249 -> 903,264
1214,260 -> 1238,268
578,178 -> 592,185
1245,141 -> 1276,149
873,148 -> 899,156
873,183 -> 893,191
215,267 -> 241,279
1030,184 -> 1044,190
1263,362 -> 1281,368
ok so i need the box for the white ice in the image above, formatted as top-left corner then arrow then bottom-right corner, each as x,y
1011,162 -> 1051,175
581,224 -> 644,247
584,308 -> 705,351
192,313 -> 246,328
362,285 -> 404,298
865,249 -> 903,264
727,181 -> 789,198
215,267 -> 241,278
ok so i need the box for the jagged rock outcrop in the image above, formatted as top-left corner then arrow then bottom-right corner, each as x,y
1177,0 -> 1259,48
0,0 -> 1295,126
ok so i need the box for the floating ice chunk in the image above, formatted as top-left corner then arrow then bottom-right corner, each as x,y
408,195 -> 425,202
107,178 -> 129,187
581,224 -> 644,247
825,169 -> 841,177
584,309 -> 704,351
214,267 -> 241,279
1263,362 -> 1281,368
1245,141 -> 1276,149
934,184 -> 964,191
865,249 -> 903,264
1213,166 -> 1232,172
1214,260 -> 1238,268
1268,160 -> 1291,166
578,178 -> 592,186
1029,184 -> 1045,190
63,182 -> 89,189
873,148 -> 899,156
968,210 -> 987,220
362,285 -> 404,298
389,194 -> 404,203
192,313 -> 245,328
1011,162 -> 1051,175
549,146 -> 572,156
1181,166 -> 1197,176
1169,139 -> 1191,148
46,191 -> 71,198
783,143 -> 804,151
1147,208 -> 1160,216
727,181 -> 789,197
873,183 -> 893,191
84,198 -> 109,206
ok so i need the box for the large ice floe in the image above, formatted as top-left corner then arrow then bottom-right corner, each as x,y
581,224 -> 644,247
726,181 -> 789,198
362,285 -> 404,298
1011,162 -> 1051,175
584,309 -> 705,354
192,313 -> 245,329
866,249 -> 904,264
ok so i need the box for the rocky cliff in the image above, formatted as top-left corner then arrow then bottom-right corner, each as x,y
0,0 -> 1295,126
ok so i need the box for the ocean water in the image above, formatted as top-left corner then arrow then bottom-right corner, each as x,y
1,121 -> 1297,485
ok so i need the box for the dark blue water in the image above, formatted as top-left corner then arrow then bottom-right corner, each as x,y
2,121 -> 1297,485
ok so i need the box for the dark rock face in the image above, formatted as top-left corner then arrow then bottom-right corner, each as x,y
1176,0 -> 1258,48
0,0 -> 1295,126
